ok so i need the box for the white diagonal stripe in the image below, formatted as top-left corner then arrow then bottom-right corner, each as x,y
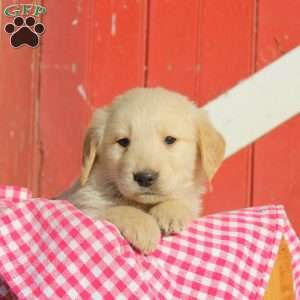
205,46 -> 300,158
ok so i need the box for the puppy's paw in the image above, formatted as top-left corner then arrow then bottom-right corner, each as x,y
122,218 -> 161,254
104,206 -> 161,254
149,201 -> 194,235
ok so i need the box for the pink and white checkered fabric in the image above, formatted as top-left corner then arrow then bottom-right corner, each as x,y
0,186 -> 299,300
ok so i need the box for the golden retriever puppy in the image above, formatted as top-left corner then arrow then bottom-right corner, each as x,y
69,87 -> 225,253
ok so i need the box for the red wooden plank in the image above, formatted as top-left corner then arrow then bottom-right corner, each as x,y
90,1 -> 147,107
147,0 -> 256,215
40,1 -> 147,197
147,0 -> 200,98
256,0 -> 300,70
253,0 -> 300,234
0,0 -> 40,191
39,1 -> 91,197
195,0 -> 257,215
253,117 -> 300,231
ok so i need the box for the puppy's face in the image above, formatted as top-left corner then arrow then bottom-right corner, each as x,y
81,88 -> 225,205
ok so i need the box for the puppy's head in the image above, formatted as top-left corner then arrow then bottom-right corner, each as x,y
80,87 -> 225,204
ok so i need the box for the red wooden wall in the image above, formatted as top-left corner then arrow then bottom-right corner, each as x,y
0,1 -> 299,233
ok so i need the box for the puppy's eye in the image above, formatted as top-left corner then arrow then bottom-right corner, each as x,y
164,136 -> 177,145
117,138 -> 130,148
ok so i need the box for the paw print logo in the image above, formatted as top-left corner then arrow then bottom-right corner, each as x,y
4,16 -> 45,48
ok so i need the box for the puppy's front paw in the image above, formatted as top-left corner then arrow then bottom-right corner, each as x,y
122,218 -> 161,254
104,206 -> 161,254
149,201 -> 194,235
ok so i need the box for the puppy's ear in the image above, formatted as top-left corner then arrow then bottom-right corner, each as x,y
80,108 -> 110,186
197,110 -> 225,181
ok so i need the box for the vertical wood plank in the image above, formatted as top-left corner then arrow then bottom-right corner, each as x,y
253,0 -> 300,234
39,0 -> 92,196
89,0 -> 147,107
147,0 -> 200,98
147,0 -> 256,215
195,0 -> 256,215
40,0 -> 148,197
0,0 -> 40,190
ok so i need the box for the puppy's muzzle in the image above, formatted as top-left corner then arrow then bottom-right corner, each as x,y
133,171 -> 159,187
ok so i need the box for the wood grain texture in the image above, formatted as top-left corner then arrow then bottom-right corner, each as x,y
89,0 -> 147,107
0,0 -> 40,191
253,0 -> 300,234
254,116 -> 300,235
39,1 -> 92,197
146,0 -> 200,98
195,0 -> 256,215
39,1 -> 148,197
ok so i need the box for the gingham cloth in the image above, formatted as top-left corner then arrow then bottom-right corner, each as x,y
0,186 -> 299,300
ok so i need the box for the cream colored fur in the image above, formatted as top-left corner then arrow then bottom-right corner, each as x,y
69,87 -> 225,253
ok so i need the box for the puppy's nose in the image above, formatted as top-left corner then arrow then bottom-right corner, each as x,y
133,171 -> 159,187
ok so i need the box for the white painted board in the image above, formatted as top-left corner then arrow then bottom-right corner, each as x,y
204,46 -> 300,159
